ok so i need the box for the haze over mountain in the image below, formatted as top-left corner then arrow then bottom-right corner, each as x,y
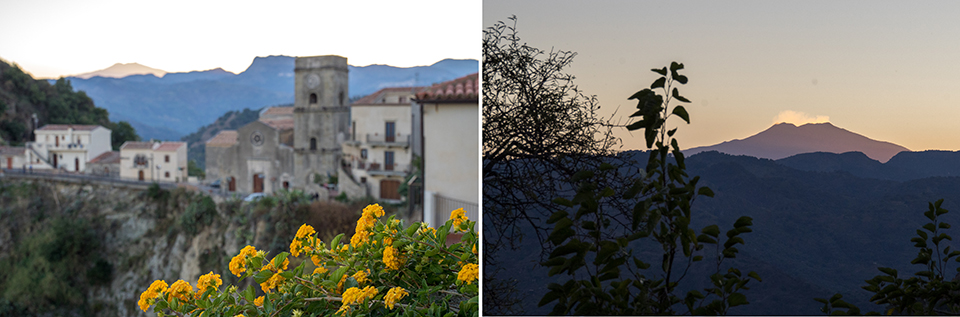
685,122 -> 909,163
60,56 -> 478,140
73,62 -> 168,79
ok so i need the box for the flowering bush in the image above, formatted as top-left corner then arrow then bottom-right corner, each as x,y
138,204 -> 478,316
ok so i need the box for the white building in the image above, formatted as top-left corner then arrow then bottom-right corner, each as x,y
0,146 -> 27,170
341,87 -> 420,201
413,73 -> 479,228
119,141 -> 188,182
25,124 -> 111,172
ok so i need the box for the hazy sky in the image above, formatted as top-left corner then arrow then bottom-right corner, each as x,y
484,1 -> 960,151
0,0 -> 479,78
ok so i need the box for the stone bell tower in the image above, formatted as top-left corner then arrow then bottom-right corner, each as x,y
292,55 -> 349,188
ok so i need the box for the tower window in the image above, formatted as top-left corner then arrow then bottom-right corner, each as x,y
310,93 -> 317,105
310,137 -> 317,150
339,91 -> 345,106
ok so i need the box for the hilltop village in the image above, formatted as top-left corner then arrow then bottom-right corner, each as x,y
0,55 -> 478,227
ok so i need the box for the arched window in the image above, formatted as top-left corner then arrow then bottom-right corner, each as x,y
339,91 -> 345,106
309,93 -> 317,104
310,137 -> 317,150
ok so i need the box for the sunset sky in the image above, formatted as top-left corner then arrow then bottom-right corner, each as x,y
0,0 -> 478,78
484,1 -> 960,152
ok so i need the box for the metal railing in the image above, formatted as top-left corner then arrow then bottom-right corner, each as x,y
433,195 -> 479,229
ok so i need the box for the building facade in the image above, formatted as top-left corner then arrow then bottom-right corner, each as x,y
119,141 -> 187,182
0,146 -> 26,170
25,124 -> 111,172
341,87 -> 420,201
413,73 -> 479,227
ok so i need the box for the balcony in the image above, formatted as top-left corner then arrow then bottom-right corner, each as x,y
347,158 -> 408,177
365,133 -> 410,148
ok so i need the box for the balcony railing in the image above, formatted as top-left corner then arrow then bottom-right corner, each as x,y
365,133 -> 410,147
346,158 -> 408,176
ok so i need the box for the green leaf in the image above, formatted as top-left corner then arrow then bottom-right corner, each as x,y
674,74 -> 689,84
572,170 -> 594,182
923,223 -> 936,232
672,88 -> 691,103
702,224 -> 720,238
651,77 -> 666,89
878,267 -> 898,277
547,210 -> 569,224
734,216 -> 753,228
748,271 -> 762,282
552,198 -> 574,208
727,292 -> 748,307
331,233 -> 344,248
672,105 -> 690,124
698,187 -> 715,197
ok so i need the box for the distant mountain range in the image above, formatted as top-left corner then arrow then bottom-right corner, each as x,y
58,56 -> 478,140
488,148 -> 960,315
73,62 -> 167,79
686,122 -> 909,162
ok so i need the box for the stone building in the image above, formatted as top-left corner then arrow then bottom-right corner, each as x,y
412,73 -> 479,228
292,55 -> 350,188
86,151 -> 120,177
341,87 -> 420,201
205,55 -> 349,196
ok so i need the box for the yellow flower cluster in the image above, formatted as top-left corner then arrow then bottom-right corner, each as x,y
229,245 -> 257,277
138,280 -> 168,311
313,266 -> 328,275
449,208 -> 468,231
352,269 -> 370,285
350,204 -> 384,247
384,287 -> 409,310
261,272 -> 286,293
195,272 -> 222,299
167,279 -> 194,302
254,295 -> 264,306
290,224 -> 316,257
382,246 -> 403,270
457,263 -> 479,285
337,286 -> 379,315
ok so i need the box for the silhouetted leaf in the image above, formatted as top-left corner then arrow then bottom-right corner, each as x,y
651,77 -> 666,89
672,105 -> 690,123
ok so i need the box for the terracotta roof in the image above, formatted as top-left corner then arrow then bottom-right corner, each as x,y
155,142 -> 186,152
415,73 -> 478,103
120,141 -> 157,150
206,130 -> 238,147
354,87 -> 423,105
261,106 -> 294,117
0,146 -> 26,156
89,151 -> 120,164
37,124 -> 102,131
260,118 -> 295,131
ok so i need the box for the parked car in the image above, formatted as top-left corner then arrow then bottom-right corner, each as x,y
243,193 -> 265,202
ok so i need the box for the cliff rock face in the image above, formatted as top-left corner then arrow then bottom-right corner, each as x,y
0,178 -> 256,316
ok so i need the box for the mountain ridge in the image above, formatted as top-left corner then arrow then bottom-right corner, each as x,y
59,56 -> 478,140
685,122 -> 909,162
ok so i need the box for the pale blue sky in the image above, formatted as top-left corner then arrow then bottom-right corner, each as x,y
484,0 -> 960,151
0,0 -> 479,78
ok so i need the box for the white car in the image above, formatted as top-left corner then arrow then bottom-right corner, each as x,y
243,193 -> 266,202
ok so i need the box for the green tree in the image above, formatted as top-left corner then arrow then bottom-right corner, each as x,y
106,120 -> 140,150
817,199 -> 960,315
539,63 -> 759,315
188,159 -> 205,179
482,16 -> 623,314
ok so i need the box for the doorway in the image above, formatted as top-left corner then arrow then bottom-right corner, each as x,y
253,173 -> 264,193
380,179 -> 401,200
138,170 -> 145,181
